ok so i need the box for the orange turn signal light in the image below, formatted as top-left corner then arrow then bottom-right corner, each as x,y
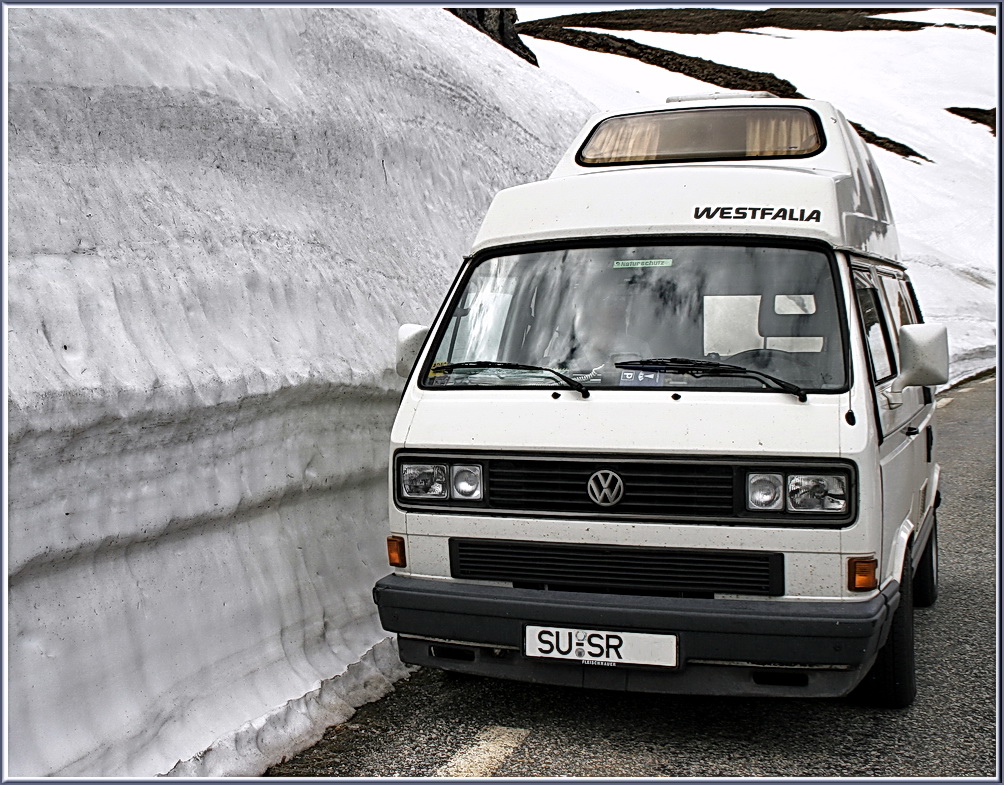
387,536 -> 407,568
848,557 -> 878,591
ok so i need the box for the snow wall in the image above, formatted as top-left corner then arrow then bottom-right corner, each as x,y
5,8 -> 594,777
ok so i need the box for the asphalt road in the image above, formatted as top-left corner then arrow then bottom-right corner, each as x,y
267,374 -> 997,779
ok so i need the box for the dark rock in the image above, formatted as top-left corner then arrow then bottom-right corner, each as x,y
849,122 -> 932,162
519,25 -> 803,99
947,107 -> 997,135
448,8 -> 538,66
516,8 -> 932,36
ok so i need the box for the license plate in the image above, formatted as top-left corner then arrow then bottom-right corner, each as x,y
525,625 -> 678,668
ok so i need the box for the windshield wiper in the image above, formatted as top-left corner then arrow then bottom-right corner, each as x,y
437,361 -> 591,398
615,357 -> 808,402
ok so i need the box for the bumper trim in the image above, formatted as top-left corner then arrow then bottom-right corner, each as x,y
374,573 -> 898,669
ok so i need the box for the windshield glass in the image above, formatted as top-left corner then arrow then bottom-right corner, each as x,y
424,244 -> 846,392
578,107 -> 823,165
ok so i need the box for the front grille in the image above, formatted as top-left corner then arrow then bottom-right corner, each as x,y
394,451 -> 857,527
450,538 -> 784,597
488,458 -> 734,517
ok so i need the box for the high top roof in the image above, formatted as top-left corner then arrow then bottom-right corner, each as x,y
471,97 -> 899,262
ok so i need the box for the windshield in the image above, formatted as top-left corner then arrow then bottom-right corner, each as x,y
423,244 -> 846,393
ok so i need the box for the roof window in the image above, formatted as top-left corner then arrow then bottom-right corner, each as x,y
577,106 -> 824,166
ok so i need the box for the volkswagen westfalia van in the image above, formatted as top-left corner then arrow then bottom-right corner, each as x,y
373,94 -> 949,708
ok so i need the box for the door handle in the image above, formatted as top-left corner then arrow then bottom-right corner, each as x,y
903,426 -> 920,437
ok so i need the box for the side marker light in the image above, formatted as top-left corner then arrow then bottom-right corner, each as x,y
848,557 -> 878,591
387,536 -> 407,568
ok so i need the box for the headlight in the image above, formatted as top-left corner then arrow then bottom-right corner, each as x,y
747,471 -> 849,514
451,465 -> 483,500
400,462 -> 485,501
401,464 -> 448,499
787,474 -> 847,513
747,473 -> 784,511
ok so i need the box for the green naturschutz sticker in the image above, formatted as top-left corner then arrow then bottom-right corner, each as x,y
613,259 -> 673,269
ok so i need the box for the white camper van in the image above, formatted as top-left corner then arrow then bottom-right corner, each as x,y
373,94 -> 949,708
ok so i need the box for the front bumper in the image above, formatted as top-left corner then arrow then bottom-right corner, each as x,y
373,574 -> 899,698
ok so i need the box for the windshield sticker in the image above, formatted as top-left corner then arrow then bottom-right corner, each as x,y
613,259 -> 673,269
620,370 -> 664,386
694,206 -> 822,222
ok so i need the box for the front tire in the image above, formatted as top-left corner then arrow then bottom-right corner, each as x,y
854,543 -> 917,709
913,519 -> 939,608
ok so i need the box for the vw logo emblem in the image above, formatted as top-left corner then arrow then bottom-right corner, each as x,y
587,469 -> 625,506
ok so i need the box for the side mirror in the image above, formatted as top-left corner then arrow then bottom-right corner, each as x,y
396,324 -> 430,378
884,323 -> 949,408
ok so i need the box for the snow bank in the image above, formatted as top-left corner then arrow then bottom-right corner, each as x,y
6,7 -> 593,777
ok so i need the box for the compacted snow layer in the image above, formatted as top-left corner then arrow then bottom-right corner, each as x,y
6,7 -> 593,777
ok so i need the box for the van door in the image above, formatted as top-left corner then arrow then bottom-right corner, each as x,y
852,263 -> 930,576
877,268 -> 939,540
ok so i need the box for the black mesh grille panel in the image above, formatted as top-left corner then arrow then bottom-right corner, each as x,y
450,538 -> 785,597
487,458 -> 735,517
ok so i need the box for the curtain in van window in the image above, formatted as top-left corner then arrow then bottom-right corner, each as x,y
581,107 -> 822,163
586,115 -> 662,162
747,112 -> 819,157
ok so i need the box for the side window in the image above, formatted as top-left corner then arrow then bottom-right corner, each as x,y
854,268 -> 896,384
899,278 -> 921,324
878,272 -> 917,340
903,278 -> 924,323
878,274 -> 904,338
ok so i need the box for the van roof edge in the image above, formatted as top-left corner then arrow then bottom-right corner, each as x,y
665,91 -> 779,103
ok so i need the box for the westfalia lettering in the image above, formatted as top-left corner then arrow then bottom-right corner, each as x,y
694,206 -> 822,222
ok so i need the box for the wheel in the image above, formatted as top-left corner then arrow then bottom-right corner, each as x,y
853,543 -> 917,709
913,518 -> 939,608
